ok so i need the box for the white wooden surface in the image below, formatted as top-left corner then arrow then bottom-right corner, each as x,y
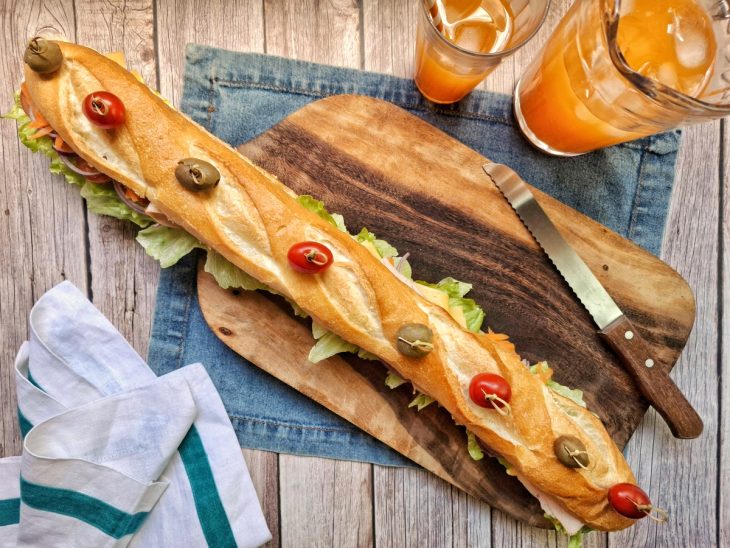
0,1 -> 725,547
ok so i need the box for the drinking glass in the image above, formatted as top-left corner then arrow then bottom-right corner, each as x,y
414,0 -> 550,104
514,0 -> 730,156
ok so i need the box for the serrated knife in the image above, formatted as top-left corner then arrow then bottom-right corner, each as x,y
482,162 -> 703,439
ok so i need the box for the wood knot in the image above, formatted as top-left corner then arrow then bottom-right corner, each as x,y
602,264 -> 609,271
218,326 -> 233,336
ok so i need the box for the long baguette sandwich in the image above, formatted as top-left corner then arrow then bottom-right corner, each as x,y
9,39 -> 667,540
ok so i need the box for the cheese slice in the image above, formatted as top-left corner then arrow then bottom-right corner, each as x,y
104,51 -> 126,67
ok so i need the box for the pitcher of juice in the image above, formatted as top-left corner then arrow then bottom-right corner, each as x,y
515,0 -> 730,155
415,0 -> 550,104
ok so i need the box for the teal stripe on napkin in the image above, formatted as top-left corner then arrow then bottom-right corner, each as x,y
179,426 -> 236,547
27,369 -> 45,392
0,498 -> 20,526
17,407 -> 32,439
20,477 -> 149,539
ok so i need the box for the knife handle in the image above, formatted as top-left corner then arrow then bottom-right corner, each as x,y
599,316 -> 703,439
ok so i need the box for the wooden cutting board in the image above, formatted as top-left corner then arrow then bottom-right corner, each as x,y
197,95 -> 695,528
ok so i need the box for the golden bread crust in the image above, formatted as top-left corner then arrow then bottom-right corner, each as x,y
24,41 -> 635,531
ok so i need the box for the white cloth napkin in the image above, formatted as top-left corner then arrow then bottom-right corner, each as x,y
0,281 -> 271,548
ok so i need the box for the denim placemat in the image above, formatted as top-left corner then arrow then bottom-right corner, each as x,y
147,44 -> 681,467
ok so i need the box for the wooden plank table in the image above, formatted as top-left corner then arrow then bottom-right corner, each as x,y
0,1 -> 725,546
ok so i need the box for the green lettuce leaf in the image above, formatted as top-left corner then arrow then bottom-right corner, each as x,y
49,155 -> 86,187
357,348 -> 379,360
81,182 -> 152,228
3,93 -> 26,122
497,456 -> 516,476
354,228 -> 398,259
308,331 -> 358,363
547,380 -> 587,408
5,93 -> 88,186
415,277 -> 485,332
385,372 -> 407,389
396,257 -> 413,279
408,393 -> 435,411
297,195 -> 347,232
206,250 -> 307,317
466,430 -> 484,461
287,300 -> 309,318
544,515 -> 591,548
311,321 -> 328,340
529,362 -> 587,408
204,249 -> 269,291
136,225 -> 204,267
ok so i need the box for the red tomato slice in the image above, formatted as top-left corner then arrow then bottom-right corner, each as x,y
287,241 -> 333,273
468,373 -> 511,409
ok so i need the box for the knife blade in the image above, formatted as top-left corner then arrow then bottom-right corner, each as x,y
482,161 -> 703,439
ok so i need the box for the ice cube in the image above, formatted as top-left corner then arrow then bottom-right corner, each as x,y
657,62 -> 680,89
675,30 -> 711,68
672,6 -> 712,69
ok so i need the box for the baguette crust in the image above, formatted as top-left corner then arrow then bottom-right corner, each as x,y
24,41 -> 636,531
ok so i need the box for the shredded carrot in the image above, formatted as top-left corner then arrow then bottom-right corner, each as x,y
28,126 -> 54,140
28,112 -> 49,129
54,135 -> 74,153
484,331 -> 509,341
495,340 -> 516,353
124,187 -> 143,202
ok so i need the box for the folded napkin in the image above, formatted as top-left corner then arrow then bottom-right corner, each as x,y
0,281 -> 271,547
148,47 -> 682,467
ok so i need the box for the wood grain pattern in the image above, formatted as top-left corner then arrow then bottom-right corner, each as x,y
279,455 -> 373,547
156,0 -> 266,106
242,448 -> 280,547
0,0 -> 87,458
721,119 -> 729,548
0,0 -> 723,546
265,0 -> 361,68
373,466 -> 495,547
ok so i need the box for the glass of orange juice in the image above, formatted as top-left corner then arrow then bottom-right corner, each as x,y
515,0 -> 730,156
414,0 -> 550,104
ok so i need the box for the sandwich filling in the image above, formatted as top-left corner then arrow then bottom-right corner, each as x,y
6,62 -> 601,543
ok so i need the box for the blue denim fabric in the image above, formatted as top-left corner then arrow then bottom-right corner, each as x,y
147,44 -> 681,467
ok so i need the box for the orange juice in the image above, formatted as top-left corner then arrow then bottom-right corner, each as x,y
515,0 -> 717,154
415,0 -> 515,103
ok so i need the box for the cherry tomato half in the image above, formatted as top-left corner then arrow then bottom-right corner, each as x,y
608,483 -> 652,519
82,91 -> 126,129
468,373 -> 511,410
287,241 -> 333,273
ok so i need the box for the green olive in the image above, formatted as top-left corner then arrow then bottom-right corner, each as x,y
175,158 -> 220,191
24,37 -> 63,74
553,435 -> 589,469
396,323 -> 434,358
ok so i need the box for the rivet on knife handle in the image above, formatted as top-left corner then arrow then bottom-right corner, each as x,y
599,316 -> 703,439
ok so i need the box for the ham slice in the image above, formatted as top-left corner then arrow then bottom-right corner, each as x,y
518,474 -> 585,535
